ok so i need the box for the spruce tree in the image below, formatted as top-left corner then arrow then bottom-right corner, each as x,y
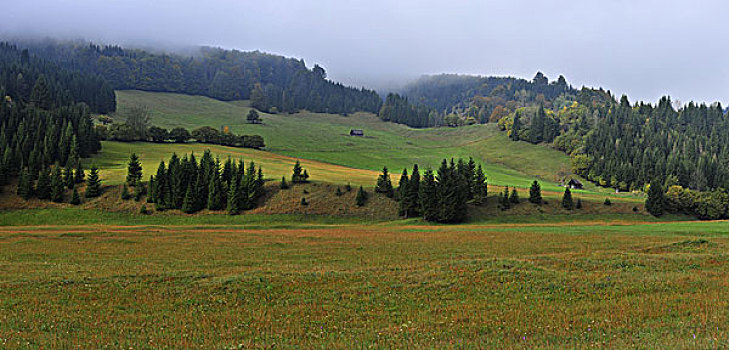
375,166 -> 394,198
292,160 -> 304,183
227,179 -> 241,215
84,166 -> 102,198
500,186 -> 511,209
70,188 -> 81,205
419,169 -> 438,221
397,169 -> 409,216
404,164 -> 421,217
134,179 -> 145,201
181,183 -> 196,214
280,176 -> 289,189
510,187 -> 520,204
646,181 -> 664,216
153,161 -> 168,209
207,172 -> 225,211
50,166 -> 64,203
36,168 -> 51,200
17,167 -> 33,199
472,164 -> 487,205
147,176 -> 155,203
126,153 -> 143,186
355,186 -> 367,206
576,198 -> 583,209
64,165 -> 74,189
562,187 -> 574,210
74,162 -> 84,183
121,184 -> 131,200
529,180 -> 542,204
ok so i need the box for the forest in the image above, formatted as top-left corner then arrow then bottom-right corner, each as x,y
0,43 -> 109,192
17,40 -> 382,115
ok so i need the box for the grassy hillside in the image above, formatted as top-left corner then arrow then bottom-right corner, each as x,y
115,90 -> 609,194
1,218 -> 727,347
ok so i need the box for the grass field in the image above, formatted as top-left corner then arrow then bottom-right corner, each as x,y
1,216 -> 727,348
114,90 -> 618,194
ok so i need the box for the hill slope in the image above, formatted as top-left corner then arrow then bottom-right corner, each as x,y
114,90 -> 604,193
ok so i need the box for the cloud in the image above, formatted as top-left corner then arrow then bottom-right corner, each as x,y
4,0 -> 728,104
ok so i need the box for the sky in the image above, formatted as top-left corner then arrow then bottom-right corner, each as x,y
3,0 -> 728,105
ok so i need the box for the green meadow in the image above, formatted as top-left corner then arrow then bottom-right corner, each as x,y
113,90 -> 614,194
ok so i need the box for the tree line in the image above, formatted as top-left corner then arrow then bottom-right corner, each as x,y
17,40 -> 382,115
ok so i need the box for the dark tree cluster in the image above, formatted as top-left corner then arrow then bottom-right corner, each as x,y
18,41 -> 381,115
379,93 -> 438,128
388,158 -> 487,223
0,43 -> 115,114
147,150 -> 265,215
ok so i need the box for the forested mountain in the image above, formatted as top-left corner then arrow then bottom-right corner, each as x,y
0,43 -> 106,187
379,72 -> 575,128
17,40 -> 382,115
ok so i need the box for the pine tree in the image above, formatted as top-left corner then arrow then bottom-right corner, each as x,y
646,181 -> 664,216
419,168 -> 438,221
355,186 -> 368,206
509,188 -> 520,204
227,179 -> 241,215
126,153 -> 143,186
121,184 -> 131,200
207,172 -> 225,210
529,180 -> 542,204
292,160 -> 304,183
84,166 -> 102,198
181,183 -> 196,214
153,161 -> 168,209
74,162 -> 85,184
404,164 -> 421,217
375,166 -> 394,198
36,168 -> 51,200
500,186 -> 511,209
134,179 -> 145,201
397,168 -> 409,216
17,167 -> 33,199
70,188 -> 81,205
562,187 -> 574,210
64,165 -> 74,189
147,176 -> 155,203
436,159 -> 466,222
50,166 -> 64,203
472,164 -> 487,205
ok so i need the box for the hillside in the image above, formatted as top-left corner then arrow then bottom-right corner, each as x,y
113,90 -> 608,194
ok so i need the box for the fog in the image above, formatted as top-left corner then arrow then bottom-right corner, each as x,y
4,0 -> 728,105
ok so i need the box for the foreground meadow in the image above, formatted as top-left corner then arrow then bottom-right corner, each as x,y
1,216 -> 728,348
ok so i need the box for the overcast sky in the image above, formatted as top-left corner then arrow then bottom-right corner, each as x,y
4,0 -> 728,105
